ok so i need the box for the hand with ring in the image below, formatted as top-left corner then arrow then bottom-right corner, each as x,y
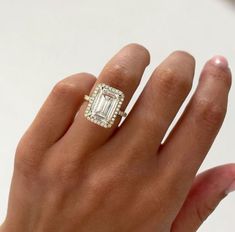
1,44 -> 234,232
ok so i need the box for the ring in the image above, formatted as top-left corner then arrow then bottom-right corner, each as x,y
84,83 -> 127,128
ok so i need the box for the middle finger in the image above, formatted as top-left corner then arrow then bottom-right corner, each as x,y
113,51 -> 195,156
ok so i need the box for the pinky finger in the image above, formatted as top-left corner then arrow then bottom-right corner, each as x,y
171,164 -> 235,232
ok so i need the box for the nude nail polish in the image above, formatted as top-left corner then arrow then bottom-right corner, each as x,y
226,180 -> 235,194
211,55 -> 229,68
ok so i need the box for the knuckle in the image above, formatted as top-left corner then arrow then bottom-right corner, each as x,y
74,72 -> 97,86
171,50 -> 195,63
51,152 -> 86,184
125,43 -> 150,61
170,51 -> 196,71
105,63 -> 139,89
85,176 -> 108,203
55,164 -> 78,183
194,99 -> 226,128
155,68 -> 192,96
126,43 -> 148,51
15,141 -> 41,177
76,172 -> 115,211
86,170 -> 117,197
87,174 -> 103,193
52,80 -> 79,98
76,72 -> 96,80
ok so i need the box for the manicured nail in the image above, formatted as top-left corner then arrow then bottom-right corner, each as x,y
210,55 -> 229,68
226,180 -> 235,194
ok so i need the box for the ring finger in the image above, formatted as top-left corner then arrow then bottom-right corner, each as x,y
59,44 -> 150,155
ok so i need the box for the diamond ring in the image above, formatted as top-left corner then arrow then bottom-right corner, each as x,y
84,83 -> 127,128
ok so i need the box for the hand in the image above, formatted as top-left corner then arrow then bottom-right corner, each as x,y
1,44 -> 234,232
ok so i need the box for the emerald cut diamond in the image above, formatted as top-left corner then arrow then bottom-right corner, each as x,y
84,83 -> 125,128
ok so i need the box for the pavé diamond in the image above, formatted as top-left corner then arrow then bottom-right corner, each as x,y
85,83 -> 125,128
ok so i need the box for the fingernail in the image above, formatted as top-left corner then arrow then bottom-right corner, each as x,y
210,55 -> 229,69
226,180 -> 235,194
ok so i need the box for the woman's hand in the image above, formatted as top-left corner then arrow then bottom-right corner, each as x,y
1,44 -> 234,232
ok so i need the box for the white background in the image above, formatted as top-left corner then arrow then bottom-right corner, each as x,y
0,0 -> 235,231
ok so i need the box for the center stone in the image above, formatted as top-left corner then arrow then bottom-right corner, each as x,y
91,89 -> 119,123
85,83 -> 125,128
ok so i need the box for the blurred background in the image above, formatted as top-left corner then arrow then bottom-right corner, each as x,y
0,0 -> 234,231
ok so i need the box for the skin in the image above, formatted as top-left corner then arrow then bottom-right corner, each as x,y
0,44 -> 235,232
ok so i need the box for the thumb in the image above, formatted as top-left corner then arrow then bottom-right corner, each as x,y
171,164 -> 235,232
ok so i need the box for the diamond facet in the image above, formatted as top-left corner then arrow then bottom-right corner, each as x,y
84,84 -> 125,128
